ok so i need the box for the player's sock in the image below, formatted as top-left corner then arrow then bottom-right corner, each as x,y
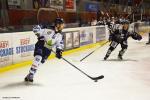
25,55 -> 42,82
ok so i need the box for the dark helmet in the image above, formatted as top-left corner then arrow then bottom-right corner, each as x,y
122,20 -> 130,30
54,18 -> 64,26
122,20 -> 130,25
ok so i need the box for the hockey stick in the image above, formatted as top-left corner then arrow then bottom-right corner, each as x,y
103,1 -> 113,17
125,0 -> 143,19
102,0 -> 143,19
52,51 -> 104,82
80,41 -> 109,62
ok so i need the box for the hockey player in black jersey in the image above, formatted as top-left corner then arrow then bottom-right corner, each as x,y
24,18 -> 65,82
104,21 -> 142,60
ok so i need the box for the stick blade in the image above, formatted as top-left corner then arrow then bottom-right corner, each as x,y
92,75 -> 104,82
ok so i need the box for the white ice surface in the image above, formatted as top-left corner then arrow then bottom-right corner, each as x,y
0,35 -> 150,100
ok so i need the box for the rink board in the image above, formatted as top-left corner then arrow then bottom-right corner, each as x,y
0,23 -> 149,73
0,26 -> 108,73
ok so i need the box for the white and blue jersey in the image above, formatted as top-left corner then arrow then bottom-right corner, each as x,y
33,25 -> 64,63
33,26 -> 64,50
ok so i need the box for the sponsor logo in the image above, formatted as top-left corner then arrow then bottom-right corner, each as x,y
0,41 -> 13,57
16,38 -> 34,57
0,41 -> 13,62
80,29 -> 93,45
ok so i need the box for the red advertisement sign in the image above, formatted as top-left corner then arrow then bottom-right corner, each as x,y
0,41 -> 9,48
0,38 -> 13,67
65,0 -> 76,11
20,38 -> 30,45
66,0 -> 74,9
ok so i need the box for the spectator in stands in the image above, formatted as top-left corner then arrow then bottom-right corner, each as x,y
90,17 -> 97,26
97,17 -> 105,25
33,0 -> 39,9
103,17 -> 107,25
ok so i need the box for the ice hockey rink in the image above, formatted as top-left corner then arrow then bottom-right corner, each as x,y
0,34 -> 150,100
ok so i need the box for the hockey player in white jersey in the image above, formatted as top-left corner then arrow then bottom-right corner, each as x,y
24,18 -> 65,82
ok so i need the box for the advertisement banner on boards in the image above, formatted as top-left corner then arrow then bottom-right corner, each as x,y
80,28 -> 93,46
72,31 -> 80,48
12,32 -> 35,64
64,32 -> 73,50
0,34 -> 13,67
85,2 -> 99,12
96,27 -> 106,42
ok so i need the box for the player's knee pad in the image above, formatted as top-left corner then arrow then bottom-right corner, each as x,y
110,41 -> 118,48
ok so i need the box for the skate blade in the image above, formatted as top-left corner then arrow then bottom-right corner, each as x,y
24,79 -> 33,84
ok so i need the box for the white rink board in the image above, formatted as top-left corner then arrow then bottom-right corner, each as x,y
12,32 -> 36,64
0,26 -> 107,67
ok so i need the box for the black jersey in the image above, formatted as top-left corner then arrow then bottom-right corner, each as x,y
109,29 -> 142,43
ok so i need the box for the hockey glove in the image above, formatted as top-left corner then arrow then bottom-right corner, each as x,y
137,35 -> 142,41
132,32 -> 142,41
56,48 -> 63,59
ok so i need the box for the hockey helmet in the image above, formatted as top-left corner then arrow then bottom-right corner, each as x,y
122,20 -> 130,30
54,18 -> 64,26
122,20 -> 130,25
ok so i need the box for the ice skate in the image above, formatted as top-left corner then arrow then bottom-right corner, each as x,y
24,73 -> 34,82
118,55 -> 123,60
